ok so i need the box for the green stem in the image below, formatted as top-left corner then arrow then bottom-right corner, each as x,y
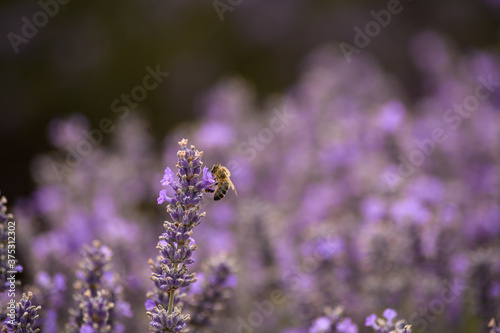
167,262 -> 178,314
167,290 -> 175,314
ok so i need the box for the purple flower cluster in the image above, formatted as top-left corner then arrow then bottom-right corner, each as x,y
0,193 -> 42,332
29,272 -> 66,332
147,139 -> 215,332
162,33 -> 500,332
365,309 -> 411,333
66,240 -> 131,333
3,292 -> 41,333
148,306 -> 189,333
15,114 -> 157,289
6,31 -> 500,333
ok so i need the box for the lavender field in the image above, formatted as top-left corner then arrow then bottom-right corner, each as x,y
1,1 -> 500,332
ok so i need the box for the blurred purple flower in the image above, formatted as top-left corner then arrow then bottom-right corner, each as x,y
336,318 -> 358,333
187,257 -> 235,329
66,240 -> 130,333
309,307 -> 357,333
365,309 -> 411,333
11,33 -> 500,333
383,309 -> 397,324
376,101 -> 406,134
309,316 -> 331,333
195,122 -> 236,148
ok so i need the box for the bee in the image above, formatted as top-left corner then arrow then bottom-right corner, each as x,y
208,164 -> 237,201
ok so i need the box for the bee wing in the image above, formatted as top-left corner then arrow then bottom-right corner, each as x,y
229,179 -> 237,195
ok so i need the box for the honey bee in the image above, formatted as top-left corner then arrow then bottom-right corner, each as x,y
208,164 -> 237,201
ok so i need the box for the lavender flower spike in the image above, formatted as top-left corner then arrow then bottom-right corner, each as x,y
187,257 -> 236,329
3,291 -> 41,333
66,240 -> 131,333
148,139 -> 215,332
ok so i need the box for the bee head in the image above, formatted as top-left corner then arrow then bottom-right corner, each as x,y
211,164 -> 220,174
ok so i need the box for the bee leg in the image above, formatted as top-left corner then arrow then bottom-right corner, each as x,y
205,182 -> 218,193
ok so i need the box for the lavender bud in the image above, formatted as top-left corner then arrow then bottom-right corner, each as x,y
147,305 -> 190,333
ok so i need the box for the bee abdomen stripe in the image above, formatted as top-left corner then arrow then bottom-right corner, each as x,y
214,181 -> 229,201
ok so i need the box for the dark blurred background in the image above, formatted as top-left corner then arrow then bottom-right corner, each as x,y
1,0 -> 499,202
